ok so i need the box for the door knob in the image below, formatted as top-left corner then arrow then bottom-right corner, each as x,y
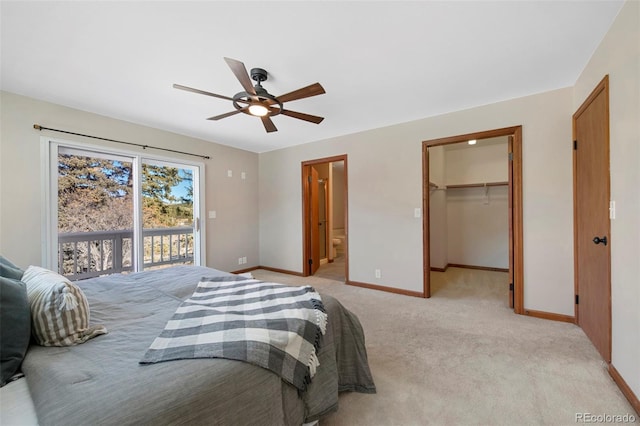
592,236 -> 607,246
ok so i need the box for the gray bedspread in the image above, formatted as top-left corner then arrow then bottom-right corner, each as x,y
22,266 -> 375,426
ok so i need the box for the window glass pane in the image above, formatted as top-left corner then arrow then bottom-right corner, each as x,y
57,152 -> 134,279
141,162 -> 195,270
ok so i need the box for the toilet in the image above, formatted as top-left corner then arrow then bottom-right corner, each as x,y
331,229 -> 345,258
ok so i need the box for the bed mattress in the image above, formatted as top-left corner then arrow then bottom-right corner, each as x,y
21,266 -> 375,425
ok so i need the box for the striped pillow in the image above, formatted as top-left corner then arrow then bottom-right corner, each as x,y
22,266 -> 107,346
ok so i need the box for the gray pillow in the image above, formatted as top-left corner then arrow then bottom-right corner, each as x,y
0,276 -> 31,386
22,266 -> 107,346
0,255 -> 25,280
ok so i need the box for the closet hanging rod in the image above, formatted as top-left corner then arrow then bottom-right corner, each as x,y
445,181 -> 508,189
33,124 -> 211,160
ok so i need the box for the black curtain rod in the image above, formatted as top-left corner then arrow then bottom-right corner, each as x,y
33,124 -> 210,160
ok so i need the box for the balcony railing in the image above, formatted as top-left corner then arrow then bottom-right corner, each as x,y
58,227 -> 194,280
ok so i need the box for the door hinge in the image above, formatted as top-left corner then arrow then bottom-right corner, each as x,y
509,283 -> 514,291
308,175 -> 312,183
575,294 -> 579,304
508,152 -> 513,162
573,140 -> 577,150
308,258 -> 313,265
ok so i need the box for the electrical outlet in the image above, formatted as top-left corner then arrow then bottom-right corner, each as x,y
238,257 -> 242,265
241,172 -> 246,180
227,170 -> 233,178
375,269 -> 381,279
242,257 -> 247,264
208,210 -> 216,219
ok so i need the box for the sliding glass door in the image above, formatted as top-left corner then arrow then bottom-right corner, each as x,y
48,142 -> 203,279
141,159 -> 198,270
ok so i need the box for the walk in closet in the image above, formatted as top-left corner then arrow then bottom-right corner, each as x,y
429,136 -> 509,272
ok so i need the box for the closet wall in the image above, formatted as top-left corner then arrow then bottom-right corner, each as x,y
430,137 -> 509,270
429,146 -> 448,269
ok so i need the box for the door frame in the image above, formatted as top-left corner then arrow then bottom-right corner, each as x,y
301,154 -> 348,279
422,126 -> 524,314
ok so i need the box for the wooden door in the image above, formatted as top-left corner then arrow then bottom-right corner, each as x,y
309,166 -> 320,275
573,76 -> 611,362
508,136 -> 514,309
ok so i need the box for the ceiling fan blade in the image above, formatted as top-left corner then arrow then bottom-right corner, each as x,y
173,84 -> 235,101
261,116 -> 278,133
275,83 -> 325,104
281,109 -> 324,124
224,57 -> 256,96
206,109 -> 244,121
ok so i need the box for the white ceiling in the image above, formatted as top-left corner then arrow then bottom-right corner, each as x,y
1,1 -> 624,153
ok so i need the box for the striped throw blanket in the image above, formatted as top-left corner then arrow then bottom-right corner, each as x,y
140,276 -> 327,392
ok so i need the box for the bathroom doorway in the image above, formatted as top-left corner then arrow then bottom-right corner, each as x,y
301,155 -> 348,282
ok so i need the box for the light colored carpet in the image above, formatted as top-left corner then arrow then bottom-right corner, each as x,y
251,267 -> 638,426
314,255 -> 346,281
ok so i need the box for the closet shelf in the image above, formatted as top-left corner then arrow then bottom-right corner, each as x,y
445,181 -> 508,189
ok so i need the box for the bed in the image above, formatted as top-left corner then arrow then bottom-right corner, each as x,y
10,265 -> 376,425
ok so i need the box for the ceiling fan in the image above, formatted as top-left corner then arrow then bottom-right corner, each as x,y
174,57 -> 326,133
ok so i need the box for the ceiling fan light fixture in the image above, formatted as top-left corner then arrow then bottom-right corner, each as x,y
248,103 -> 269,117
174,58 -> 325,133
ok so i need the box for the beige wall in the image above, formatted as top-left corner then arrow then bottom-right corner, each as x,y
0,91 -> 259,273
573,0 -> 640,401
259,86 -> 574,315
446,186 -> 508,269
444,141 -> 508,185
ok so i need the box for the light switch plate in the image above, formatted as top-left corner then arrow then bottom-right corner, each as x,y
609,201 -> 616,219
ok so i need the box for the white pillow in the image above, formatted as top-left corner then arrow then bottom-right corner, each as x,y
22,266 -> 107,346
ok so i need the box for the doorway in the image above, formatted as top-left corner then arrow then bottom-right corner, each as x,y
422,126 -> 523,314
301,155 -> 348,281
573,75 -> 611,362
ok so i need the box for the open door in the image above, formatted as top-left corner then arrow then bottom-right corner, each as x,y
573,76 -> 611,362
309,166 -> 320,275
508,136 -> 515,308
303,164 -> 321,275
